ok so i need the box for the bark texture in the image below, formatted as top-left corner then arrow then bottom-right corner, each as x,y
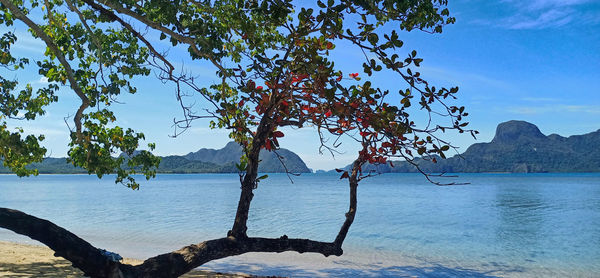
0,208 -> 123,277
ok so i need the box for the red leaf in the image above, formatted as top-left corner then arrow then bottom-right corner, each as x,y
256,86 -> 263,90
335,168 -> 344,173
325,110 -> 333,117
273,131 -> 284,138
340,172 -> 349,179
265,139 -> 272,151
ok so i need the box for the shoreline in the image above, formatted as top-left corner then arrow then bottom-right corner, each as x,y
0,241 -> 261,277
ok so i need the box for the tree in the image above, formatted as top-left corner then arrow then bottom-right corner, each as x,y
0,0 -> 475,277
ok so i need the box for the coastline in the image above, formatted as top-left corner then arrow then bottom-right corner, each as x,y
0,241 -> 259,277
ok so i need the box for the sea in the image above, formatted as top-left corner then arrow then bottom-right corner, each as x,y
1,173 -> 599,277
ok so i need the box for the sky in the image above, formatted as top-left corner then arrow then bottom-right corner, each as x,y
5,0 -> 600,171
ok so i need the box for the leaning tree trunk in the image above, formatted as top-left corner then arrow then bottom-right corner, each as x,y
0,157 -> 364,277
0,208 -> 124,277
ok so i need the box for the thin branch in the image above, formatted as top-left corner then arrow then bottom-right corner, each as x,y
1,0 -> 90,142
272,149 -> 300,183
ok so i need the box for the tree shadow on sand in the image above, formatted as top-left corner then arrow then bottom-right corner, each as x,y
0,260 -> 275,278
1,256 -> 526,277
200,261 -> 527,278
0,260 -> 83,278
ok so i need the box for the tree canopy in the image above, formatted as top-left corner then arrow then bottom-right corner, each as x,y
0,0 -> 475,277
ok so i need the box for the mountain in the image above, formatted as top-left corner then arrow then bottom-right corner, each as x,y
0,142 -> 311,174
156,156 -> 238,173
184,142 -> 311,173
0,157 -> 88,174
336,120 -> 600,173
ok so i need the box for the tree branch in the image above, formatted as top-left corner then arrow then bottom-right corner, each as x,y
334,155 -> 365,246
0,207 -> 344,278
0,208 -> 122,277
0,0 -> 90,142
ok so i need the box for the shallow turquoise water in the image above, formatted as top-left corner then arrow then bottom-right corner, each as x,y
1,173 -> 599,277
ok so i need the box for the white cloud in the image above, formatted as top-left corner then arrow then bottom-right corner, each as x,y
30,76 -> 50,85
482,0 -> 599,29
10,30 -> 46,53
23,126 -> 68,136
564,105 -> 600,114
503,0 -> 592,11
508,104 -> 600,115
520,97 -> 560,102
419,65 -> 509,89
507,9 -> 574,29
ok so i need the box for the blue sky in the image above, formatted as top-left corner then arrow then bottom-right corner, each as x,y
6,0 -> 600,170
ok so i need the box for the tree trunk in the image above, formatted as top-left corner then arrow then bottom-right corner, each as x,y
0,208 -> 123,277
230,114 -> 274,238
1,207 -> 346,277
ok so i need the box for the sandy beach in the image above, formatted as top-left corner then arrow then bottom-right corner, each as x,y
0,241 -> 256,277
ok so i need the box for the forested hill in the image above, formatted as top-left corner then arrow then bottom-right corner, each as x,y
339,120 -> 600,173
182,142 -> 311,173
0,142 -> 311,174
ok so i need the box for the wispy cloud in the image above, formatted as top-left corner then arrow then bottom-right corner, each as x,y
11,30 -> 46,53
22,126 -> 68,136
520,97 -> 560,102
419,65 -> 509,89
480,0 -> 599,29
506,9 -> 575,29
503,0 -> 592,11
508,104 -> 600,115
30,77 -> 50,85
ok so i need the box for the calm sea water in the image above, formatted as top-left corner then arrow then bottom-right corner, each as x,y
1,173 -> 599,277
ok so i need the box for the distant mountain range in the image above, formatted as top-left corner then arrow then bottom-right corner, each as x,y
2,121 -> 599,175
179,142 -> 311,173
0,142 -> 311,174
343,120 -> 600,173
